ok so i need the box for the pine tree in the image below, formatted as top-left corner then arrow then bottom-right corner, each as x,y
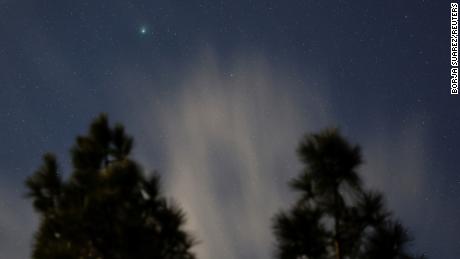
273,129 -> 425,259
26,114 -> 196,259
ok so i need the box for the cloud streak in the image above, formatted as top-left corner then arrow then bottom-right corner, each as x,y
0,176 -> 37,259
149,52 -> 332,258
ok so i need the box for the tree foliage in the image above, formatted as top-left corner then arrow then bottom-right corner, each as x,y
273,129 -> 425,259
26,114 -> 195,259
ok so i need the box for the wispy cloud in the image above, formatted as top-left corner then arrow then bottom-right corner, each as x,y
0,176 -> 36,259
148,51 -> 332,258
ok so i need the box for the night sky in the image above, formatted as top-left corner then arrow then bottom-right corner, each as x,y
0,1 -> 458,258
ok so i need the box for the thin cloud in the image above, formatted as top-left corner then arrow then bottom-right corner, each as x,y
150,52 -> 332,259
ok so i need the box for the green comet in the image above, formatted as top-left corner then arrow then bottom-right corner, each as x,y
139,26 -> 147,35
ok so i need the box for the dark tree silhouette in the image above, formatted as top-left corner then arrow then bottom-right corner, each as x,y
26,114 -> 196,259
273,129 -> 425,259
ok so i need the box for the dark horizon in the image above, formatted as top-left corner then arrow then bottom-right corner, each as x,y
0,1 -> 458,258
